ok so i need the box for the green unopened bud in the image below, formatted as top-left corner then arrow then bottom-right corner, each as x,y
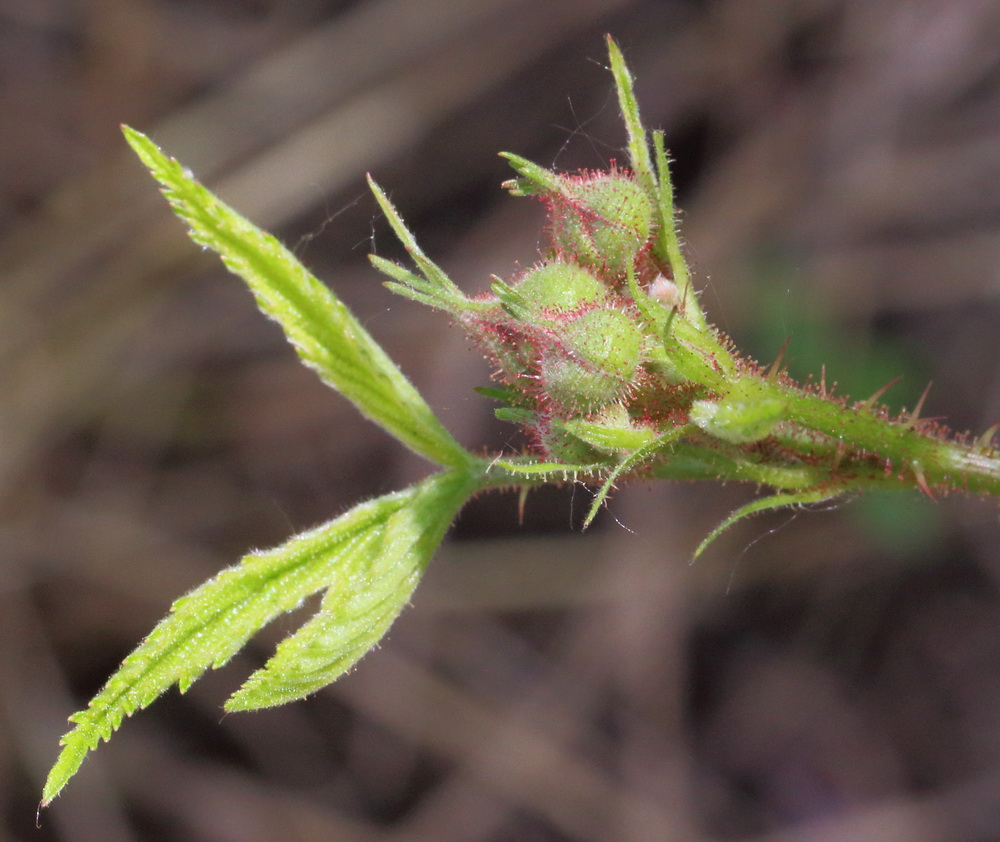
690,380 -> 786,444
516,261 -> 607,315
550,171 -> 653,278
540,308 -> 644,412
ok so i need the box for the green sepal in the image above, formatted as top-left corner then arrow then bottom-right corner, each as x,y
625,263 -> 665,330
121,127 -> 469,469
651,131 -> 703,328
499,152 -> 566,197
491,278 -> 533,321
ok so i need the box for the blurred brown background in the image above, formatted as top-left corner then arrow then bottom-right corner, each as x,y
5,1 -> 1000,839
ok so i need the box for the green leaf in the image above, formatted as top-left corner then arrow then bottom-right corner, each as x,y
606,38 -> 704,330
693,488 -> 839,560
606,36 -> 656,203
366,177 -> 493,317
582,426 -> 689,528
366,176 -> 462,302
227,468 -> 476,710
42,472 -> 475,805
122,126 -> 469,469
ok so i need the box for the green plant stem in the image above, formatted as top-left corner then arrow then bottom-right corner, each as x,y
645,376 -> 1000,497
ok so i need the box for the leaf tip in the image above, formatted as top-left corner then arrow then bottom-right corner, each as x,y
40,740 -> 86,808
366,173 -> 385,199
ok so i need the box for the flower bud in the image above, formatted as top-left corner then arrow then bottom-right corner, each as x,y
516,261 -> 607,315
690,380 -> 786,444
539,308 -> 644,412
549,170 -> 654,279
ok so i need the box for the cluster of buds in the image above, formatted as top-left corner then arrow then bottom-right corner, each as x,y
369,36 -> 1000,543
372,145 -> 709,468
467,159 -> 667,461
366,33 -> 785,507
364,34 -> 764,495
